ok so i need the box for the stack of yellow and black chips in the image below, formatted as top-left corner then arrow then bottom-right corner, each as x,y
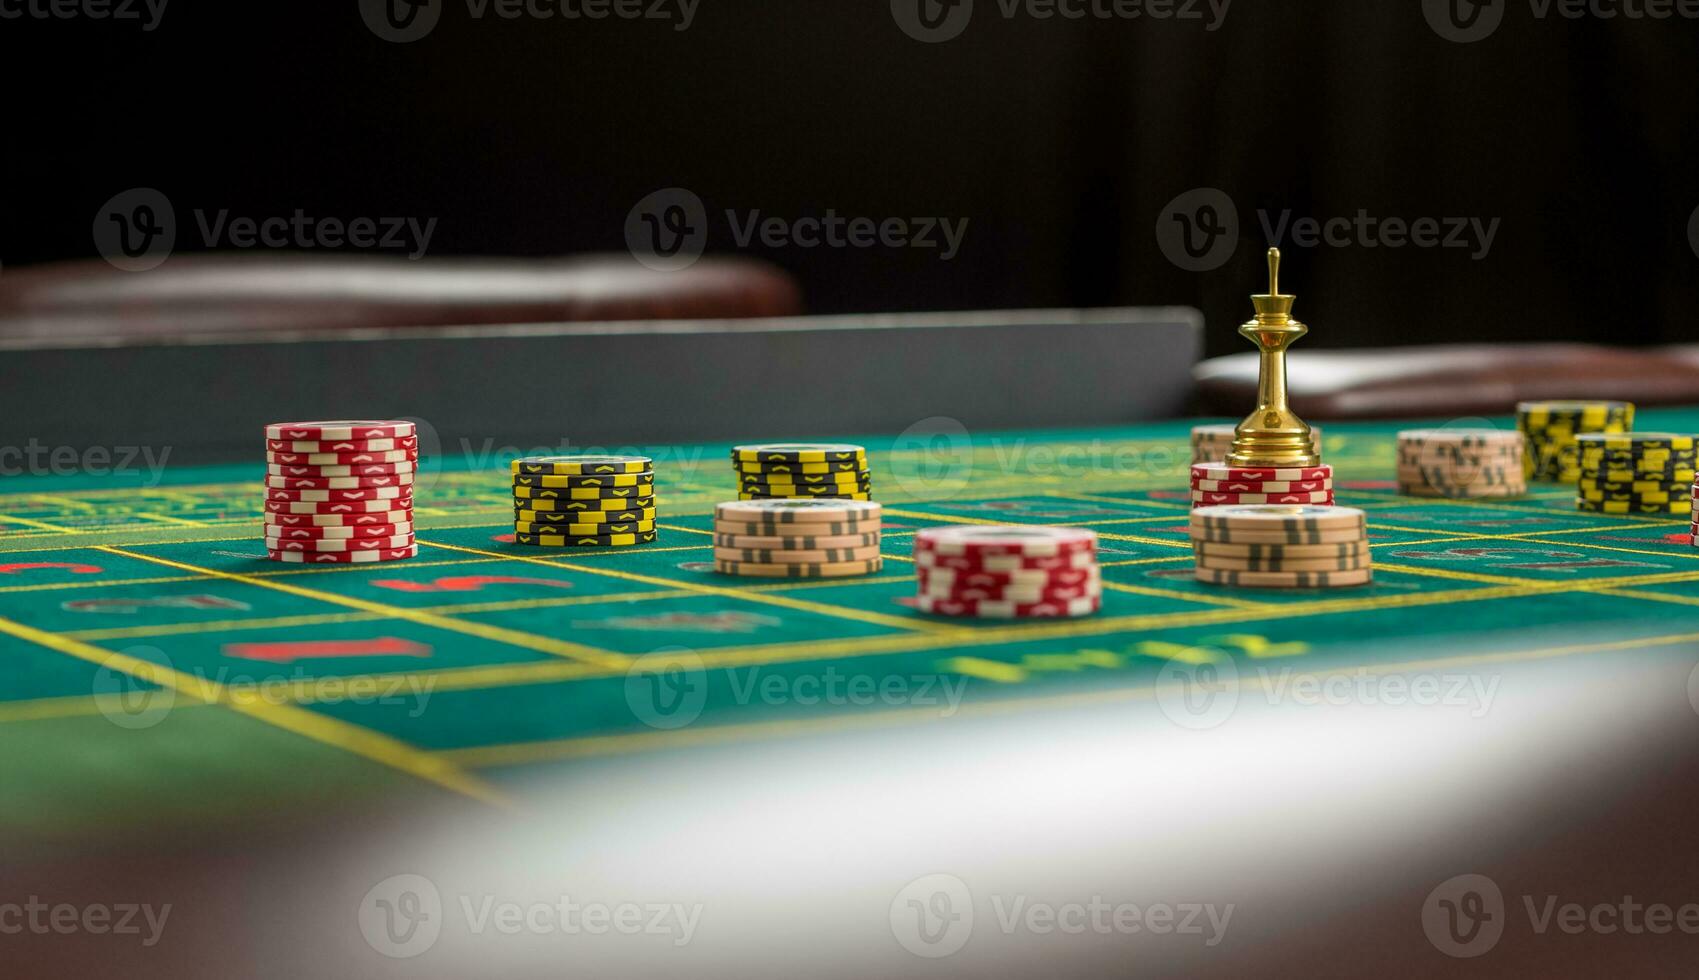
511,454 -> 658,547
1517,400 -> 1634,482
731,443 -> 871,500
1575,433 -> 1696,515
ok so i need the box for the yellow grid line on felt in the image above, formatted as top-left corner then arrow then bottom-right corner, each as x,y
0,611 -> 507,806
435,626 -> 1699,768
420,541 -> 961,636
58,588 -> 703,642
180,565 -> 1699,706
97,547 -> 632,670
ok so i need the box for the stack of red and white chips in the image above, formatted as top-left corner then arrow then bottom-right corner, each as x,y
1189,462 -> 1334,509
911,526 -> 1100,618
262,420 -> 420,564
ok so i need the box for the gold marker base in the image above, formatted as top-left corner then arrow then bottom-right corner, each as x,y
1227,430 -> 1317,467
1225,248 -> 1319,468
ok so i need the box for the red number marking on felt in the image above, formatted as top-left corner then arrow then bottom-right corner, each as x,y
1391,546 -> 1663,571
369,576 -> 573,593
221,637 -> 432,663
0,562 -> 103,575
492,533 -> 516,543
63,595 -> 250,614
1664,533 -> 1695,545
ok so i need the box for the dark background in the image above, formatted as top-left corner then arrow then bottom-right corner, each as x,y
3,0 -> 1696,354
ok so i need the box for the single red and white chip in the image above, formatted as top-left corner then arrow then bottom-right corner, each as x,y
913,525 -> 1097,558
1192,478 -> 1332,494
266,544 -> 419,563
266,449 -> 419,466
1189,463 -> 1333,483
265,486 -> 412,503
1191,490 -> 1334,506
917,565 -> 1099,589
911,593 -> 1102,618
917,574 -> 1102,604
267,436 -> 419,454
265,420 -> 416,441
262,522 -> 413,540
264,534 -> 416,552
264,498 -> 413,515
263,509 -> 411,525
264,473 -> 416,490
265,461 -> 417,478
914,549 -> 1098,573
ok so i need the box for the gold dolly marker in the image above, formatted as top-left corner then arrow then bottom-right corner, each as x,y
1227,247 -> 1319,467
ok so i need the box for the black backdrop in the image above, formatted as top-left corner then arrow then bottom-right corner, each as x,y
4,0 -> 1696,354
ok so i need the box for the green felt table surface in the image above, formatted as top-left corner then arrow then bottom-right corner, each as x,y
4,408 -> 1699,844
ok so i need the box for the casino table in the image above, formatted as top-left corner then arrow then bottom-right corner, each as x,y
7,408 -> 1699,977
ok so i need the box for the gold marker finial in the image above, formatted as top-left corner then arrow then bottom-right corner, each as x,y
1226,247 -> 1318,467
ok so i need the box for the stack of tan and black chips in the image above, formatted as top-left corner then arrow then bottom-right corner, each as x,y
1516,401 -> 1634,483
1575,433 -> 1696,516
511,455 -> 657,547
1396,429 -> 1526,498
713,498 -> 882,578
732,443 -> 870,500
1191,504 -> 1371,588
